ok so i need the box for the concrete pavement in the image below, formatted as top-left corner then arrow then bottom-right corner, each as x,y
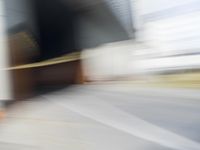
0,85 -> 200,150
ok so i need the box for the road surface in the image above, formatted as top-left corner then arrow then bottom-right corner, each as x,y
0,84 -> 200,150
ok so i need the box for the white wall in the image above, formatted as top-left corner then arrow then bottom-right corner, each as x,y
128,0 -> 200,72
0,0 -> 12,100
82,41 -> 140,80
132,0 -> 200,56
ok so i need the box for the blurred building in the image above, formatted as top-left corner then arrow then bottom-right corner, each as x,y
1,0 -> 200,100
0,0 -> 134,101
132,0 -> 200,72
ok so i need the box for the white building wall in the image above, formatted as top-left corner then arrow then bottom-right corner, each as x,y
0,0 -> 12,100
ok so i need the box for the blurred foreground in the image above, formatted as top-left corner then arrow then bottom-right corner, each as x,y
0,84 -> 200,150
1,0 -> 200,149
